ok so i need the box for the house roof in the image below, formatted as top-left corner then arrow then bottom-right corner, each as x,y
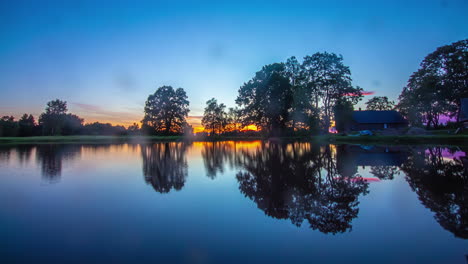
459,98 -> 468,122
352,110 -> 407,124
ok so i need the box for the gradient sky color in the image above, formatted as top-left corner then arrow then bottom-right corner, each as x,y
1,0 -> 467,127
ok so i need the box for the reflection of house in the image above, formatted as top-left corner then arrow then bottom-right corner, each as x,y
337,145 -> 409,177
457,98 -> 468,126
349,110 -> 408,131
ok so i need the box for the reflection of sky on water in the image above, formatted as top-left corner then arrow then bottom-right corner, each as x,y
0,142 -> 466,263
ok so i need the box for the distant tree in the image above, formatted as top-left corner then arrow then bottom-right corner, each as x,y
182,123 -> 194,135
202,98 -> 227,135
302,52 -> 363,132
45,99 -> 68,115
226,107 -> 241,132
236,63 -> 293,135
397,39 -> 468,128
18,114 -> 36,137
39,99 -> 82,135
0,116 -> 19,137
142,86 -> 190,135
127,123 -> 140,135
61,114 -> 84,135
82,122 -> 126,135
365,96 -> 395,111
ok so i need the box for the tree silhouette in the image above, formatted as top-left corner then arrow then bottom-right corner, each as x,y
301,52 -> 363,132
142,86 -> 190,135
236,63 -> 293,136
18,114 -> 37,136
365,96 -> 395,111
202,98 -> 228,135
0,116 -> 19,137
397,39 -> 468,128
140,142 -> 189,193
401,147 -> 468,239
39,99 -> 83,135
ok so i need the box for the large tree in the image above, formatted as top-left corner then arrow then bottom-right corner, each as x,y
39,99 -> 83,135
202,98 -> 227,135
301,52 -> 363,132
236,63 -> 293,135
397,39 -> 468,128
142,86 -> 189,135
285,56 -> 319,131
365,96 -> 395,111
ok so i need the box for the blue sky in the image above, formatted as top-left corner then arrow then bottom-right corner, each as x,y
0,0 -> 467,126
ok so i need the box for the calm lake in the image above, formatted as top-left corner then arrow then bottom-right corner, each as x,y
0,141 -> 467,263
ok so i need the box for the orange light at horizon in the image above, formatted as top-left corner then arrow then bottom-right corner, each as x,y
193,126 -> 205,133
240,124 -> 258,131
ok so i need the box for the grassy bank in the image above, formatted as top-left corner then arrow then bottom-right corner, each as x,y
0,134 -> 467,145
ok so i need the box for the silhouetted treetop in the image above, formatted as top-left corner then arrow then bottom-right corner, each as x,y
366,96 -> 395,111
142,86 -> 189,135
397,39 -> 468,128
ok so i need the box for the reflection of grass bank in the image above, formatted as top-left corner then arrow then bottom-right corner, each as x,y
0,136 -> 184,144
0,134 -> 467,145
322,135 -> 468,146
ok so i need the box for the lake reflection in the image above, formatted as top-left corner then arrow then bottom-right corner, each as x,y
0,142 -> 467,263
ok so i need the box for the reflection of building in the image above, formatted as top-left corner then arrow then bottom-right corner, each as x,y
349,110 -> 408,131
337,145 -> 408,179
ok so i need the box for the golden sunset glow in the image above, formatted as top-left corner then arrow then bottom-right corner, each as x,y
241,124 -> 258,131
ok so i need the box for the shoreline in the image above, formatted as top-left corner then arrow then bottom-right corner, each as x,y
0,134 -> 467,146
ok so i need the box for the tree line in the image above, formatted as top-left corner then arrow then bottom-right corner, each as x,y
1,39 -> 466,137
0,100 -> 140,137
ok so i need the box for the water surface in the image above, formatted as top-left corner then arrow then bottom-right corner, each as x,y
0,142 -> 467,263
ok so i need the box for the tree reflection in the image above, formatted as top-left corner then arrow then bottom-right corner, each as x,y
201,142 -> 240,179
35,144 -> 81,182
16,145 -> 34,164
369,166 -> 400,180
141,142 -> 189,193
0,145 -> 12,164
401,147 -> 468,239
236,142 -> 369,234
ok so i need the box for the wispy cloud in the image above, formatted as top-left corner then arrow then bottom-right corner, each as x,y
345,91 -> 375,96
70,102 -> 142,126
71,102 -> 103,112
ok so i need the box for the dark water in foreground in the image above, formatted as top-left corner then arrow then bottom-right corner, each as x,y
0,141 -> 467,263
